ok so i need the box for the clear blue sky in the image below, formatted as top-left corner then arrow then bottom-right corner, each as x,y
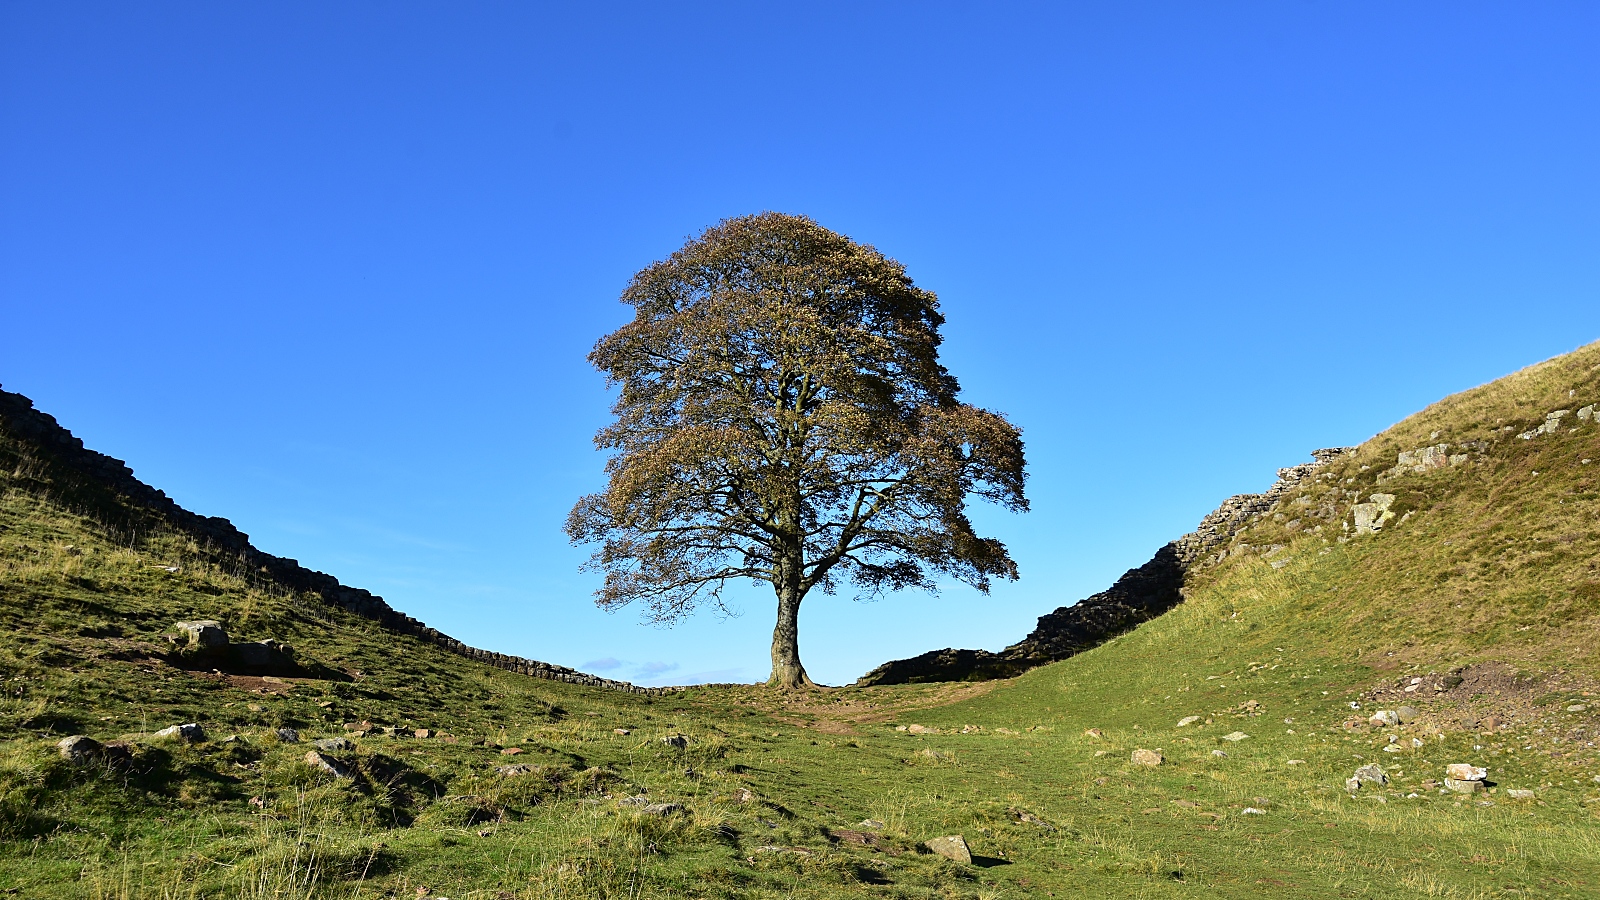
4,4 -> 1597,685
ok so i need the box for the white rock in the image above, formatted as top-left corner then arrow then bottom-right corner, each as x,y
1176,716 -> 1200,728
1222,732 -> 1249,742
1445,763 -> 1487,782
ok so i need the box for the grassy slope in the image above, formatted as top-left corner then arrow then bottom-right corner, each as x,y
2,342 -> 1599,898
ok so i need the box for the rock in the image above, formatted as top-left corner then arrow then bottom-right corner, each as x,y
1368,710 -> 1399,727
1287,759 -> 1306,765
1222,732 -> 1249,742
924,834 -> 971,864
153,723 -> 205,743
233,640 -> 294,669
496,764 -> 534,776
501,747 -> 523,755
1130,749 -> 1163,767
614,728 -> 631,735
1505,789 -> 1535,800
1176,716 -> 1200,727
343,721 -> 374,734
617,795 -> 649,807
1566,704 -> 1588,712
1242,807 -> 1265,815
1212,750 -> 1227,758
643,802 -> 683,816
661,735 -> 688,750
304,750 -> 353,779
1352,494 -> 1396,534
732,789 -> 755,804
906,724 -> 937,735
859,818 -> 884,829
1396,706 -> 1420,724
1579,404 -> 1595,422
58,735 -> 104,763
313,737 -> 351,752
275,727 -> 300,743
1444,778 -> 1483,794
174,620 -> 228,650
1347,763 -> 1387,791
414,728 -> 432,739
1084,728 -> 1103,739
1445,763 -> 1486,782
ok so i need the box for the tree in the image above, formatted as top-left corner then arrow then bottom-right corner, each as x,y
567,213 -> 1028,688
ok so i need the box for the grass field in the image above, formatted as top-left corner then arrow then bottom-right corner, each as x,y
2,342 -> 1598,898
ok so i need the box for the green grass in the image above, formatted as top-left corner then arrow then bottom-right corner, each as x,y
2,341 -> 1600,897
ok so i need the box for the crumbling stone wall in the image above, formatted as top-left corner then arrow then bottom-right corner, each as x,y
855,447 -> 1357,686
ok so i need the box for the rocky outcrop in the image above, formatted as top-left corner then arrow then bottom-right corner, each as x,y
856,448 -> 1357,686
0,386 -> 663,695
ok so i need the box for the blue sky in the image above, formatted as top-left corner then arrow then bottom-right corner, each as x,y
3,3 -> 1598,686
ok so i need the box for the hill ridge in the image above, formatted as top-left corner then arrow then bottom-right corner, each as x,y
0,386 -> 660,694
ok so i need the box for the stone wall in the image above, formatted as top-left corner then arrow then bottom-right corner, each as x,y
0,386 -> 666,695
855,447 -> 1357,686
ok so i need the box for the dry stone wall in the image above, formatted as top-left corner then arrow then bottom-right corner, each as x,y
855,447 -> 1357,686
0,386 -> 664,695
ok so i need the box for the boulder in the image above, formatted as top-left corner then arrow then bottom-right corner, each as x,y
232,640 -> 294,669
57,735 -> 103,763
924,834 -> 972,865
1368,710 -> 1399,727
153,723 -> 206,743
1445,763 -> 1487,782
173,620 -> 228,650
1130,749 -> 1163,767
1444,778 -> 1482,794
304,750 -> 353,779
1346,763 -> 1388,792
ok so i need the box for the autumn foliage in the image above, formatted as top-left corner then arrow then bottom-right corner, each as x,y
568,213 -> 1027,687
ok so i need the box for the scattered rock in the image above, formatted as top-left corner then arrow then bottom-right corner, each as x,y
304,750 -> 353,778
1505,789 -> 1536,801
1445,763 -> 1487,782
1222,732 -> 1249,742
1242,807 -> 1265,815
1212,750 -> 1227,758
643,802 -> 684,816
1176,716 -> 1200,728
274,727 -> 300,743
413,728 -> 432,739
661,735 -> 688,749
924,834 -> 971,864
1397,706 -> 1420,724
57,735 -> 104,763
495,764 -> 534,776
1130,749 -> 1163,767
617,796 -> 649,807
1287,759 -> 1306,766
501,747 -> 523,755
906,724 -> 937,735
173,620 -> 228,650
859,818 -> 884,829
1566,704 -> 1588,713
613,728 -> 631,735
153,723 -> 205,743
343,721 -> 374,734
1352,494 -> 1396,534
313,737 -> 351,752
1084,728 -> 1103,739
1368,711 -> 1399,728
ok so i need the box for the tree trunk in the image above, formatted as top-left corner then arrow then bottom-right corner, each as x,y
768,583 -> 815,689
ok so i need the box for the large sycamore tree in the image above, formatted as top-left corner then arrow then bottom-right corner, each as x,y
568,213 -> 1027,688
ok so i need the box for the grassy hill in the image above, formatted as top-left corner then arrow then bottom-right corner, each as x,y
2,340 -> 1599,899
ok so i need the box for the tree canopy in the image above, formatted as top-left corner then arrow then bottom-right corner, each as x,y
567,213 -> 1027,688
